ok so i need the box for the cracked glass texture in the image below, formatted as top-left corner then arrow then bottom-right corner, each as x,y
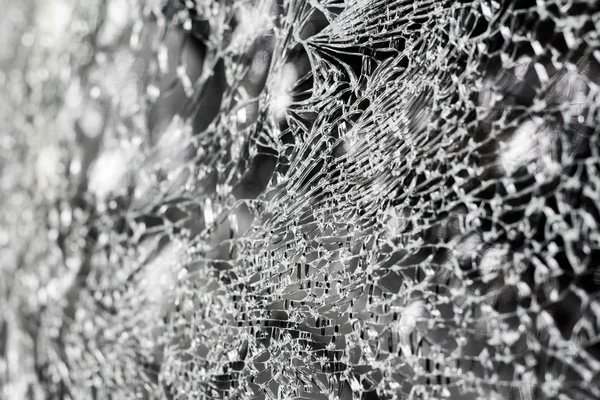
2,0 -> 600,399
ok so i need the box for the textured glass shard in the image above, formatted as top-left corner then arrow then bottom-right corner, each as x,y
2,0 -> 600,399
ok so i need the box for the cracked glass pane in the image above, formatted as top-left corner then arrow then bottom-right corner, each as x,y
2,0 -> 600,399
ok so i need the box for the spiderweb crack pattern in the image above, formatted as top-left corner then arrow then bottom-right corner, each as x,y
1,0 -> 600,399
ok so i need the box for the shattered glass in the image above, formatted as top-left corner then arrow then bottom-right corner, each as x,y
2,0 -> 600,398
